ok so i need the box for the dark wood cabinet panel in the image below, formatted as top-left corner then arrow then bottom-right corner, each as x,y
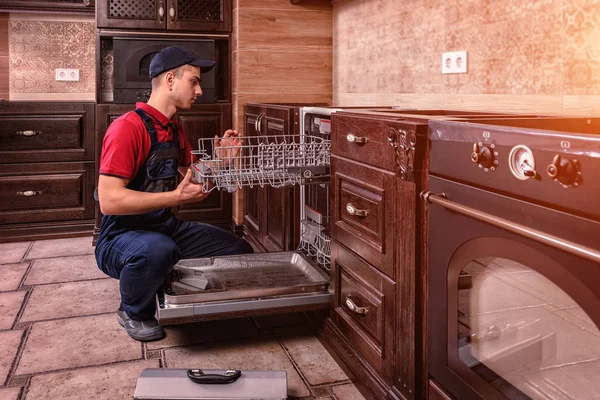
331,156 -> 396,279
172,104 -> 232,224
96,0 -> 231,32
0,102 -> 95,243
0,0 -> 94,13
331,240 -> 395,385
0,162 -> 94,225
242,103 -> 300,253
0,102 -> 94,164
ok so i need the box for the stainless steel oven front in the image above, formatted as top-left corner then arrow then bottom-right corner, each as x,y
424,118 -> 600,400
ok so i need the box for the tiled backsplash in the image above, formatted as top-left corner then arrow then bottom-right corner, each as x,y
6,13 -> 95,101
333,0 -> 600,115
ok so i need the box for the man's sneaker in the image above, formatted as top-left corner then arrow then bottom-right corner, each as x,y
117,310 -> 165,342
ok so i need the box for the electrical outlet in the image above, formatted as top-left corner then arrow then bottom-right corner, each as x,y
55,68 -> 80,81
442,51 -> 467,74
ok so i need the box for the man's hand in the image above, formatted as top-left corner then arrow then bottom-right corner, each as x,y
214,129 -> 242,164
176,169 -> 209,204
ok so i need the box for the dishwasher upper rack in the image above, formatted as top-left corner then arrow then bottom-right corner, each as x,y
190,135 -> 331,193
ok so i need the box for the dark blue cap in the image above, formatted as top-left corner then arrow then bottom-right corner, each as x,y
149,46 -> 216,79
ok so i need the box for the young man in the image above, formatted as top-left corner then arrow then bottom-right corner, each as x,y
95,46 -> 253,342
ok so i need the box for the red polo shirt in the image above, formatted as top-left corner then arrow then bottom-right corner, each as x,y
99,102 -> 193,180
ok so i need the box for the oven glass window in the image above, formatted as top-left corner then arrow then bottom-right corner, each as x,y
458,257 -> 600,400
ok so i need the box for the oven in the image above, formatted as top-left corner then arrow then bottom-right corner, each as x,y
424,117 -> 600,400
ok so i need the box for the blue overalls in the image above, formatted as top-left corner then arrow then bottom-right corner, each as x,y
95,109 -> 252,321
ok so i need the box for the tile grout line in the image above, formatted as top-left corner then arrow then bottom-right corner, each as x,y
20,242 -> 34,263
15,310 -> 123,327
20,276 -> 111,288
16,260 -> 35,292
11,289 -> 32,331
5,322 -> 32,388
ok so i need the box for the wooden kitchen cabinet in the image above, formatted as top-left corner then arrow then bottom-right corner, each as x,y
0,0 -> 94,13
96,0 -> 231,32
243,103 -> 300,253
94,103 -> 233,241
0,102 -> 95,243
317,111 -> 423,400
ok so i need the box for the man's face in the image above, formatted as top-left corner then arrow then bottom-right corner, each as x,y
172,65 -> 203,109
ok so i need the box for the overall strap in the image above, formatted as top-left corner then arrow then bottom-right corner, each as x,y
133,109 -> 159,144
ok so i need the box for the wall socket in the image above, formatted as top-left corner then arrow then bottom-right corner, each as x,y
55,68 -> 80,81
442,51 -> 467,74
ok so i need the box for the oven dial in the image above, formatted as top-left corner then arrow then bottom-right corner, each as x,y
547,154 -> 581,187
508,145 -> 537,180
471,142 -> 498,171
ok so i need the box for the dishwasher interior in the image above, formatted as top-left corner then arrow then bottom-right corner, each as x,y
155,107 -> 336,325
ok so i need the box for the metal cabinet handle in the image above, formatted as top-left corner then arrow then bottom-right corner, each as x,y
158,2 -> 165,21
16,130 -> 41,137
257,113 -> 264,132
345,295 -> 369,315
346,203 -> 369,217
254,115 -> 259,133
169,2 -> 176,22
17,190 -> 41,197
346,133 -> 368,144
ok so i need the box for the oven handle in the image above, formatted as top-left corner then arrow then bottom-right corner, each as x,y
421,191 -> 600,264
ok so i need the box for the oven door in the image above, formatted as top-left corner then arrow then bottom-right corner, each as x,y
155,251 -> 330,325
426,176 -> 600,400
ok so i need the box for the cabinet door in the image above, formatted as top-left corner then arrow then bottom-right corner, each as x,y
96,0 -> 165,30
0,0 -> 94,13
262,106 -> 296,252
173,104 -> 232,225
168,0 -> 231,32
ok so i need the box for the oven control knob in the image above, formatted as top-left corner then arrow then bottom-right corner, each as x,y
547,154 -> 580,187
471,142 -> 496,169
144,89 -> 152,98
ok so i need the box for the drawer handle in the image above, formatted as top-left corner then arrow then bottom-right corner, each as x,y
17,190 -> 41,197
16,130 -> 41,137
345,296 -> 369,315
346,133 -> 368,144
346,203 -> 369,217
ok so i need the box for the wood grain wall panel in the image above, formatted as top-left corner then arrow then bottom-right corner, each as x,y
238,0 -> 332,11
238,9 -> 332,51
237,50 -> 332,94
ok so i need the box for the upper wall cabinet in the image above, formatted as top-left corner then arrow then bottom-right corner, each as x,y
96,0 -> 231,32
0,0 -> 94,13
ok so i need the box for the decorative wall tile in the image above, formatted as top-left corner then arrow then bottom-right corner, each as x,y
8,17 -> 95,100
334,0 -> 600,110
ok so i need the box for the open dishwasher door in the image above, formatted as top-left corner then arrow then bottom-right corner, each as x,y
156,251 -> 330,325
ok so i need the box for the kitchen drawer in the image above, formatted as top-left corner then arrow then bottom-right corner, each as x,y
331,240 -> 395,384
331,113 -> 397,170
0,162 -> 95,224
331,156 -> 396,278
0,103 -> 94,163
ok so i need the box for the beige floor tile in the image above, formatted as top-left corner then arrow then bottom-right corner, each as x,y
0,242 -> 30,265
16,314 -> 142,375
26,359 -> 159,400
331,383 -> 367,400
163,335 -> 310,398
252,313 -> 306,329
147,318 -> 258,350
0,330 -> 24,385
278,325 -> 348,386
26,237 -> 94,260
20,279 -> 120,323
25,255 -> 106,285
0,386 -> 22,400
0,263 -> 29,292
0,291 -> 27,330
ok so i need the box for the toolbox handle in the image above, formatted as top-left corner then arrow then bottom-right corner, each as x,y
187,369 -> 242,385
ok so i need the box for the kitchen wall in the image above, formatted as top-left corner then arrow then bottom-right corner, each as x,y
231,0 -> 333,224
333,0 -> 600,116
2,12 -> 95,101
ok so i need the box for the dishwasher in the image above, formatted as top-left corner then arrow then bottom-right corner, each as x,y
155,107 -> 340,325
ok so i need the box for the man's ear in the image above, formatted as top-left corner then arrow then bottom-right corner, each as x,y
165,71 -> 175,90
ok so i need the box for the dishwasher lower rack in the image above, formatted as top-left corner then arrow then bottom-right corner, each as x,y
190,135 -> 331,193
